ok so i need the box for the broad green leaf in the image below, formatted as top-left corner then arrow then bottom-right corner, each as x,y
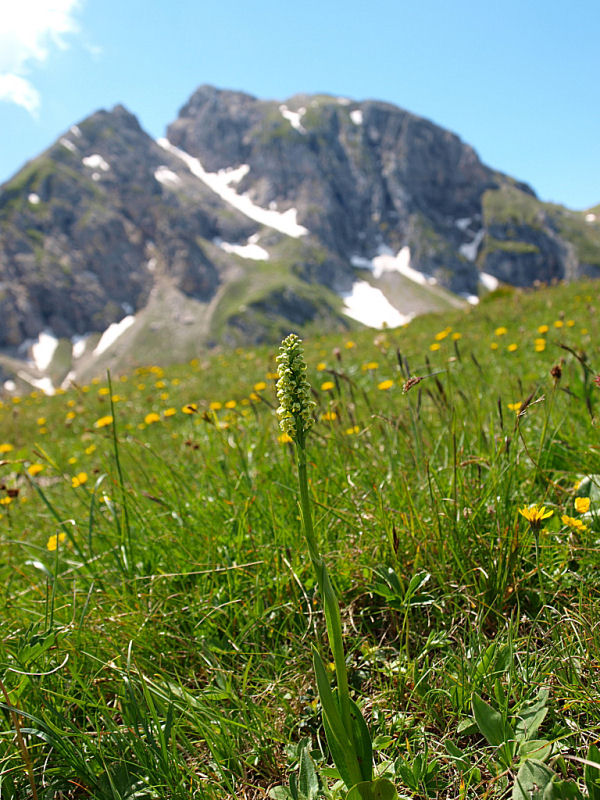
512,759 -> 555,800
518,739 -> 552,763
585,744 -> 600,800
299,744 -> 320,800
346,777 -> 397,800
313,647 -> 361,789
543,779 -> 584,799
268,787 -> 293,800
349,697 -> 373,783
472,693 -> 515,747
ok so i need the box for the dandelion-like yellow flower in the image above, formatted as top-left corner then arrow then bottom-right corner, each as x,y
182,403 -> 198,414
495,326 -> 508,336
0,443 -> 14,454
429,343 -> 441,351
253,382 -> 267,391
344,341 -> 355,349
345,425 -> 360,435
47,532 -> 67,551
144,412 -> 160,425
208,401 -> 221,411
321,381 -> 335,391
66,411 -> 76,421
508,401 -> 522,412
164,407 -> 176,417
534,339 -> 546,352
362,362 -> 379,371
538,324 -> 549,334
71,472 -> 88,488
225,400 -> 236,409
554,320 -> 564,328
377,380 -> 394,391
98,387 -> 110,396
575,497 -> 590,514
508,343 -> 518,352
562,514 -> 587,532
519,504 -> 553,528
452,332 -> 462,340
321,411 -> 337,421
37,417 -> 46,426
85,444 -> 96,455
435,328 -> 451,341
27,463 -> 45,476
490,342 -> 499,350
278,433 -> 293,444
94,415 -> 113,428
0,497 -> 12,506
316,362 -> 327,372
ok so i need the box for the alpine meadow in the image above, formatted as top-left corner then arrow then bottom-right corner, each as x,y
1,279 -> 600,799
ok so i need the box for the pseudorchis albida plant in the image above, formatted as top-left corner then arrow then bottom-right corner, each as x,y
275,334 -> 396,800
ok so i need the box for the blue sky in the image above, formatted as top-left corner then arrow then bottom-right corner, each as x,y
1,0 -> 598,210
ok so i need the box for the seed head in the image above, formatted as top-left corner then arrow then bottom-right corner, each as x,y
276,334 -> 316,440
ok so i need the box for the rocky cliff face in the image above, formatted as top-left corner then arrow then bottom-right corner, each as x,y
0,85 -> 598,389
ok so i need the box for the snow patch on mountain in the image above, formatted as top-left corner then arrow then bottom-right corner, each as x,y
214,235 -> 269,260
82,154 -> 110,172
479,272 -> 499,291
154,166 -> 181,186
158,138 -> 308,238
31,331 -> 58,371
341,281 -> 412,329
350,109 -> 363,125
459,229 -> 485,261
28,193 -> 40,205
60,137 -> 77,153
352,246 -> 437,286
279,105 -> 306,133
94,315 -> 135,356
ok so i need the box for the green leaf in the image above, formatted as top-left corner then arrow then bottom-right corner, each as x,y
299,744 -> 320,800
269,785 -> 294,800
512,759 -> 555,800
346,777 -> 397,800
543,779 -> 584,799
313,647 -> 361,790
585,744 -> 600,800
518,739 -> 552,763
472,693 -> 515,747
349,697 -> 373,783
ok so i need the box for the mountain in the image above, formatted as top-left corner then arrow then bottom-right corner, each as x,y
1,86 -> 599,392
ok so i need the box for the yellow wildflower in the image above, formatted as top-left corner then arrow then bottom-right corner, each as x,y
68,456 -> 77,465
321,381 -> 335,391
508,343 -> 518,352
47,532 -> 67,551
566,320 -> 575,327
508,401 -> 522,412
253,381 -> 267,391
208,401 -> 221,411
378,380 -> 394,391
321,411 -> 337,421
0,497 -> 12,506
27,463 -> 45,476
95,415 -> 113,428
429,343 -> 441,351
37,417 -> 46,426
495,326 -> 508,336
519,504 -> 553,527
278,433 -> 293,444
98,387 -> 110,396
85,444 -> 96,455
452,332 -> 462,340
71,472 -> 88,488
225,400 -> 236,409
66,411 -> 76,420
562,514 -> 587,532
534,339 -> 546,352
144,412 -> 160,424
554,320 -> 564,328
344,341 -> 356,349
435,328 -> 451,341
575,497 -> 590,514
362,362 -> 379,371
538,324 -> 549,334
316,362 -> 327,372
164,407 -> 176,417
0,443 -> 14,454
490,342 -> 499,350
183,403 -> 198,414
345,425 -> 360,435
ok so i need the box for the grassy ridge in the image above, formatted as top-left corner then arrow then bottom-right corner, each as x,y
0,280 -> 599,798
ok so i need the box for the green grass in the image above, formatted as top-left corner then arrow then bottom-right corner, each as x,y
1,279 -> 600,798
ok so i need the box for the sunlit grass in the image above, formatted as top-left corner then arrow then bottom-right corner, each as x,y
0,280 -> 599,798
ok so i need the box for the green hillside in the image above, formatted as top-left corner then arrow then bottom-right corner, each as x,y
1,280 -> 600,799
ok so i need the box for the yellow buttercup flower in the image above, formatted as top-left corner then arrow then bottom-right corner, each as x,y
71,472 -> 88,488
321,411 -> 337,421
377,380 -> 394,391
538,324 -> 549,334
164,407 -> 176,417
0,443 -> 14,454
183,403 -> 198,414
94,415 -> 113,428
47,532 -> 67,551
321,381 -> 335,391
562,514 -> 587,532
508,401 -> 522,412
495,326 -> 508,336
208,401 -> 221,411
27,463 -> 45,476
429,343 -> 441,351
144,412 -> 160,425
507,343 -> 518,352
253,381 -> 267,391
575,497 -> 590,514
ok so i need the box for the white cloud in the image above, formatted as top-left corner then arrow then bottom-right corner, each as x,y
0,0 -> 82,115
